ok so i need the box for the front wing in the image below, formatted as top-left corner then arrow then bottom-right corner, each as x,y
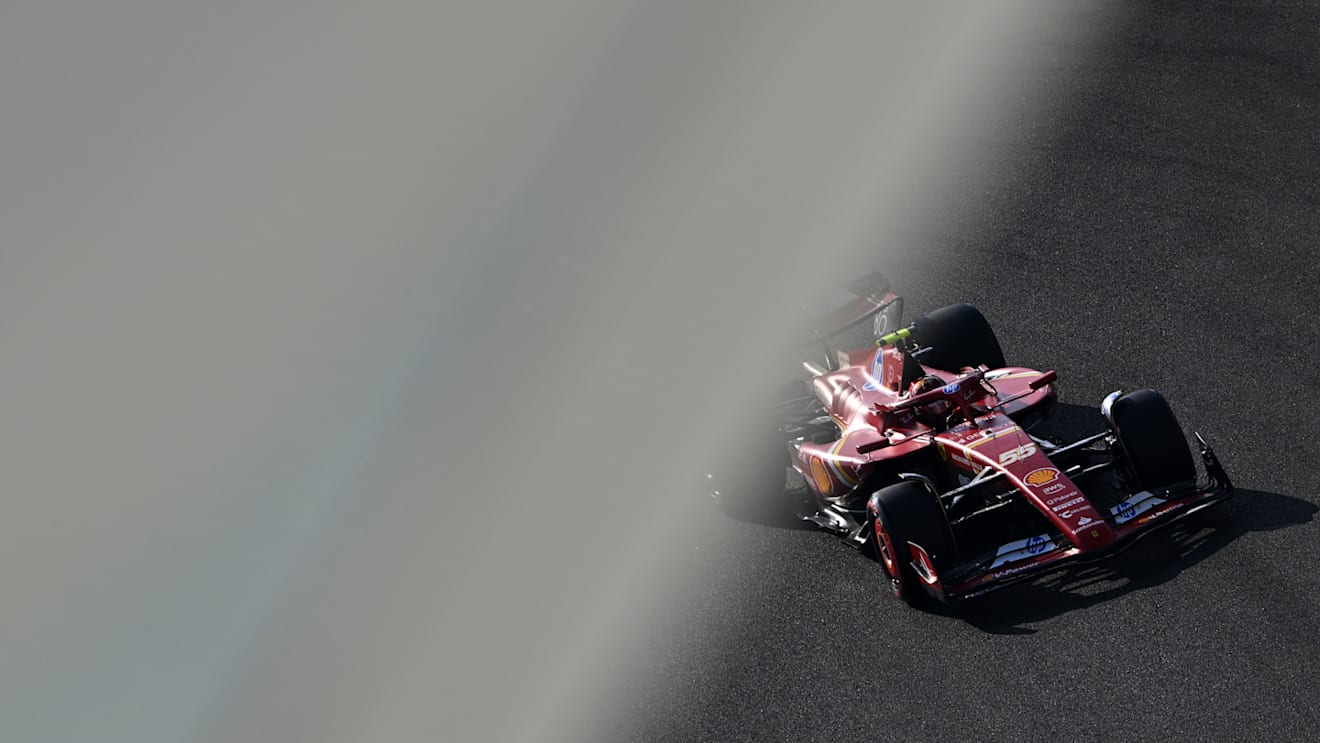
910,436 -> 1234,604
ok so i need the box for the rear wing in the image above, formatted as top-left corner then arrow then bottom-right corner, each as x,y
796,269 -> 903,371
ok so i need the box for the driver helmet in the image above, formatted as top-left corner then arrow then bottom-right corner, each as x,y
908,374 -> 952,424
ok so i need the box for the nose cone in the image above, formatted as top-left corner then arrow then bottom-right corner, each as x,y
1072,520 -> 1116,550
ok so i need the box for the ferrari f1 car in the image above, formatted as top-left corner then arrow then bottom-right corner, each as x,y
713,272 -> 1233,605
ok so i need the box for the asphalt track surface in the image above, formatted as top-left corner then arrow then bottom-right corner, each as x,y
621,4 -> 1320,741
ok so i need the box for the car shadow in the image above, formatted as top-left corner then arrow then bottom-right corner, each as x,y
711,479 -> 824,531
943,488 -> 1316,634
1029,400 -> 1107,443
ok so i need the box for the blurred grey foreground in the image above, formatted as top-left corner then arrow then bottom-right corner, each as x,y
0,2 -> 1102,742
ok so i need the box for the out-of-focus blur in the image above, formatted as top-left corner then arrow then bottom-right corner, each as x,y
0,2 -> 1105,741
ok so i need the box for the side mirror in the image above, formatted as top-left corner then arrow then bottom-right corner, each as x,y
857,438 -> 892,454
1029,370 -> 1058,390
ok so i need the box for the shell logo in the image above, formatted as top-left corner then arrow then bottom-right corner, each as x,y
1024,467 -> 1060,487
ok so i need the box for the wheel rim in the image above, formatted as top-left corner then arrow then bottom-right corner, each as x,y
873,517 -> 903,595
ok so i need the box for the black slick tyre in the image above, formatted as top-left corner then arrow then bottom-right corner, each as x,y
867,481 -> 953,605
1109,388 -> 1196,491
912,303 -> 1006,372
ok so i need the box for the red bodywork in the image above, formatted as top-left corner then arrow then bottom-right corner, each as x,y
795,345 -> 1057,503
793,343 -> 1230,603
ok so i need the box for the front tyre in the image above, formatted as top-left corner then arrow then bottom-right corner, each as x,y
867,481 -> 953,605
1107,389 -> 1196,491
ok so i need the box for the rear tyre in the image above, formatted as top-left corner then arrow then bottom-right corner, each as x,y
867,481 -> 954,604
912,303 -> 1006,372
1109,389 -> 1196,491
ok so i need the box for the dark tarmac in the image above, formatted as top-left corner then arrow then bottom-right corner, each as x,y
624,3 -> 1320,740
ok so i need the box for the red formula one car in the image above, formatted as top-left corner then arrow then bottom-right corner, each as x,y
714,272 -> 1233,605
